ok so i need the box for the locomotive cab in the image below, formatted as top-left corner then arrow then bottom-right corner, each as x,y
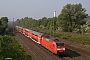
52,39 -> 65,54
56,42 -> 65,54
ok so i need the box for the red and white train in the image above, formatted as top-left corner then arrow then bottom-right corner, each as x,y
15,26 -> 66,54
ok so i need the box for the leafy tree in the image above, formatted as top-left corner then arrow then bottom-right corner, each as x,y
81,20 -> 90,34
58,3 -> 88,32
0,17 -> 8,34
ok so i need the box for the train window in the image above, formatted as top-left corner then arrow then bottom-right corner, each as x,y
56,43 -> 64,47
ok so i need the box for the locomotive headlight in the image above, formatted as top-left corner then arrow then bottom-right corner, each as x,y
57,48 -> 65,50
57,49 -> 61,50
62,48 -> 65,50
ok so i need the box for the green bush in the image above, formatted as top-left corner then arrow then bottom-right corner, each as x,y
0,36 -> 32,60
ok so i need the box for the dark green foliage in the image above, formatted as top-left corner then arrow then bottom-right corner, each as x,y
58,3 -> 88,32
0,17 -> 8,35
0,36 -> 32,60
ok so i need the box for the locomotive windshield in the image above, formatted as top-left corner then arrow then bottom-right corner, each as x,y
56,43 -> 64,47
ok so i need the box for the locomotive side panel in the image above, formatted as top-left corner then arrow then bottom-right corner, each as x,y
41,38 -> 55,53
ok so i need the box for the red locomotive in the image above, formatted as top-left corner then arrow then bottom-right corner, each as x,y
15,26 -> 66,54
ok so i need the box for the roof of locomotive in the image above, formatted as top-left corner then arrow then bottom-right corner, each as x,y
53,38 -> 61,42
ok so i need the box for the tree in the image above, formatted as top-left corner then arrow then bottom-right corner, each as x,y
0,17 -> 8,34
58,3 -> 88,32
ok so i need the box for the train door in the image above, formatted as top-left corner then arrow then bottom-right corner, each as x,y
53,43 -> 57,54
52,44 -> 55,52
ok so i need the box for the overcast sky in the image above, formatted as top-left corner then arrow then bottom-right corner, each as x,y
0,0 -> 90,21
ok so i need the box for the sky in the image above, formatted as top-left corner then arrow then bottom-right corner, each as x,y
0,0 -> 90,21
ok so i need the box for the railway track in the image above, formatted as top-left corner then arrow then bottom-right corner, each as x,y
15,32 -> 73,60
63,40 -> 90,59
8,25 -> 90,60
34,28 -> 90,60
